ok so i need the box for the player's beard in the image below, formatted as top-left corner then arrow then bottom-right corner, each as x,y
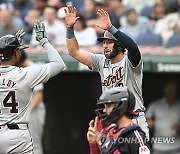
104,48 -> 120,59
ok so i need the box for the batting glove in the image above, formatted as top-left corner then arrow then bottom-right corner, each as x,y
34,20 -> 48,46
15,29 -> 25,44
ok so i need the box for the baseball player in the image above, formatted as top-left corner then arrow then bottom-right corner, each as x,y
65,6 -> 149,138
18,50 -> 46,154
0,20 -> 65,153
87,87 -> 151,154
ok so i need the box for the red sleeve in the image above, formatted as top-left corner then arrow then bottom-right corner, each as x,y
89,143 -> 100,154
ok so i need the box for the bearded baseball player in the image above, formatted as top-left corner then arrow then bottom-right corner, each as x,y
65,6 -> 149,139
0,20 -> 65,153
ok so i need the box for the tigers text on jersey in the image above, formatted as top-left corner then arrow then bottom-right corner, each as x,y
0,65 -> 50,126
89,53 -> 145,111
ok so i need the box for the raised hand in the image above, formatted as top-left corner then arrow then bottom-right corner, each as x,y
34,20 -> 48,46
15,29 -> 25,44
87,117 -> 103,144
96,9 -> 112,31
64,5 -> 80,27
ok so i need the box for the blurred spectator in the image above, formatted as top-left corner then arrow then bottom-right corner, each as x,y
62,0 -> 84,14
12,0 -> 34,21
57,6 -> 67,24
24,9 -> 40,44
120,8 -> 154,41
149,0 -> 168,27
83,0 -> 97,21
74,15 -> 97,46
47,0 -> 64,8
30,6 -> 66,47
33,0 -> 48,16
122,0 -> 155,14
154,10 -> 180,45
86,0 -> 109,38
0,2 -> 24,29
108,0 -> 124,28
146,81 -> 180,154
0,9 -> 21,36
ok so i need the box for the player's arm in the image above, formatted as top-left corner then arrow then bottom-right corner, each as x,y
110,26 -> 141,67
96,9 -> 141,67
34,20 -> 65,78
65,5 -> 92,67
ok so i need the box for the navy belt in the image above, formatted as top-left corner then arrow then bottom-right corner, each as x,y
0,124 -> 21,129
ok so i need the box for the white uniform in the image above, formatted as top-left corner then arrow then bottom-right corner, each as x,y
0,41 -> 64,153
29,84 -> 46,154
89,53 -> 149,139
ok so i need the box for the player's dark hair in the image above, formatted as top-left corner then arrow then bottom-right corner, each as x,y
113,41 -> 126,54
19,50 -> 27,64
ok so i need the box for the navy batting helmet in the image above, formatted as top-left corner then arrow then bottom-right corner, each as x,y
95,87 -> 137,128
97,31 -> 126,53
0,35 -> 28,61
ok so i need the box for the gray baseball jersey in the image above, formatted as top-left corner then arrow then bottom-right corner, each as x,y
0,65 -> 50,126
89,53 -> 145,111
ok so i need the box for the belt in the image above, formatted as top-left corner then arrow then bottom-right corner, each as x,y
0,123 -> 28,130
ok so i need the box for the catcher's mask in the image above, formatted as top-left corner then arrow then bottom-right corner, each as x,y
97,31 -> 126,55
95,87 -> 138,128
0,35 -> 28,61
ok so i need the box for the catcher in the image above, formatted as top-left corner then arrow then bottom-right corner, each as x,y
87,87 -> 151,154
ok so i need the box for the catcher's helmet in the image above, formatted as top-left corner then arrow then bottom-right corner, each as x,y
97,31 -> 126,53
95,86 -> 137,128
0,35 -> 28,61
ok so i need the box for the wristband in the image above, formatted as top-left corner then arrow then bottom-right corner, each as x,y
109,25 -> 118,35
67,27 -> 75,39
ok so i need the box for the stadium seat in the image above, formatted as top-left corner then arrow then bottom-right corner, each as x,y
140,6 -> 152,18
136,34 -> 163,46
166,34 -> 180,47
166,0 -> 177,4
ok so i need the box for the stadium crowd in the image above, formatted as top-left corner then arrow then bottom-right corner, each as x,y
0,0 -> 179,47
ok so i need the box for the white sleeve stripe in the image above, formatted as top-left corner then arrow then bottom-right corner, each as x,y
134,130 -> 144,146
135,130 -> 145,146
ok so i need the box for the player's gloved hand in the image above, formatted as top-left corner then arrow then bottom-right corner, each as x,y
34,20 -> 48,46
15,29 -> 25,44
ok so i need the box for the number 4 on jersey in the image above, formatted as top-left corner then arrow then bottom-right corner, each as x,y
0,91 -> 18,113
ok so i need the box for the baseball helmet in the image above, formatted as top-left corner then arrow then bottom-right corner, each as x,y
97,31 -> 117,42
97,31 -> 126,53
95,86 -> 137,128
0,35 -> 28,61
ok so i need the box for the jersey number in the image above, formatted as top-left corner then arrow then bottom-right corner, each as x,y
0,91 -> 18,113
